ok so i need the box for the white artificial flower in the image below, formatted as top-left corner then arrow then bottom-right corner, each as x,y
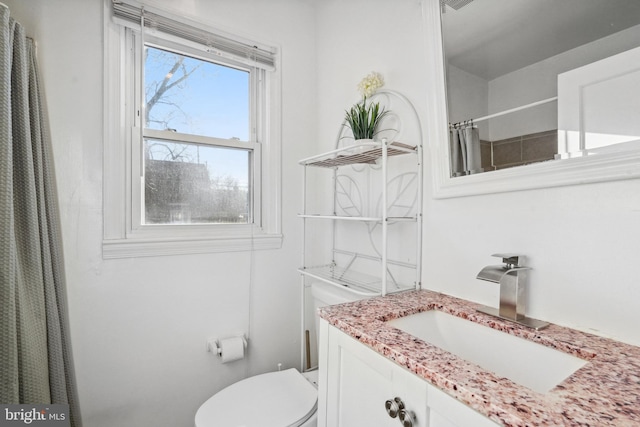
357,72 -> 385,99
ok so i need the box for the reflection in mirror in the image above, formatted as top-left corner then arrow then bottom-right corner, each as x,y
441,0 -> 640,177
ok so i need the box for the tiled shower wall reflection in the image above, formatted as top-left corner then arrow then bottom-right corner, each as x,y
480,130 -> 558,171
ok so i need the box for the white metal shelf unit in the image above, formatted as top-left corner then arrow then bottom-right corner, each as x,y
298,142 -> 420,297
298,89 -> 423,299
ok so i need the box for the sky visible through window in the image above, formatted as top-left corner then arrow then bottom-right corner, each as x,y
144,46 -> 250,187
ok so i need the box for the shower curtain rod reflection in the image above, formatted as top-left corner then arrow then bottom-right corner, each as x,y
449,96 -> 558,128
449,119 -> 476,129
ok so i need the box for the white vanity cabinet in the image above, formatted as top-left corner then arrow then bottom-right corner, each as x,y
318,319 -> 500,427
318,319 -> 428,426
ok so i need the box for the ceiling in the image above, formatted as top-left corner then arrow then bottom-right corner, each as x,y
441,0 -> 640,80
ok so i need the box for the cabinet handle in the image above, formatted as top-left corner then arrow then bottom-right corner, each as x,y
384,397 -> 405,418
399,409 -> 416,427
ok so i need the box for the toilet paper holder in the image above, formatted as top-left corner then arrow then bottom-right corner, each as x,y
207,335 -> 248,357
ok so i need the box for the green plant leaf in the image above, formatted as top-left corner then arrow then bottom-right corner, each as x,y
343,98 -> 390,140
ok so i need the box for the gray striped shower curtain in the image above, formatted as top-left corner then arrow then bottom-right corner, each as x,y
0,6 -> 79,426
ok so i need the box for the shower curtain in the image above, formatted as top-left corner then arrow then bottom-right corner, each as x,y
0,6 -> 80,426
449,123 -> 483,176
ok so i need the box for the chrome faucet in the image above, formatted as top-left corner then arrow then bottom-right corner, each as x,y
476,254 -> 548,330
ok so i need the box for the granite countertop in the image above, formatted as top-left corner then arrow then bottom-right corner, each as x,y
318,290 -> 640,427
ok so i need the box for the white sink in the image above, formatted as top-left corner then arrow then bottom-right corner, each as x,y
387,310 -> 587,394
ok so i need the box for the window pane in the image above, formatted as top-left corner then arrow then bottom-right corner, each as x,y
144,139 -> 250,224
144,46 -> 250,141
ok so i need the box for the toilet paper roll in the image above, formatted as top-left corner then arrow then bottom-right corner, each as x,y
218,336 -> 245,363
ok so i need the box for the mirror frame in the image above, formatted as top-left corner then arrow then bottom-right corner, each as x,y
422,0 -> 640,198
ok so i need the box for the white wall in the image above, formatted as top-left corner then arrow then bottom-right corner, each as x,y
445,64 -> 489,139
314,0 -> 428,154
6,0 -> 640,426
5,1 -> 316,426
423,180 -> 640,346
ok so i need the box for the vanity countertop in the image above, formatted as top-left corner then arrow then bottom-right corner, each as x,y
318,290 -> 640,427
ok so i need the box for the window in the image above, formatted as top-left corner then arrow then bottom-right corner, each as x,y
143,46 -> 253,225
103,1 -> 282,258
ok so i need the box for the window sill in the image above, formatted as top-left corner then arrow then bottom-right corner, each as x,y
102,232 -> 283,259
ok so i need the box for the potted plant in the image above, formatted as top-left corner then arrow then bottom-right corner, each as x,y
344,72 -> 389,143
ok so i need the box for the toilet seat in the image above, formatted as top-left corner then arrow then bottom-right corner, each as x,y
195,368 -> 317,427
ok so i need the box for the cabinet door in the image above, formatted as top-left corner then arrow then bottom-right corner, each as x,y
427,383 -> 500,427
318,321 -> 428,427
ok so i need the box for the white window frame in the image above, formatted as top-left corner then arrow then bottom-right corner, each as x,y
103,2 -> 282,258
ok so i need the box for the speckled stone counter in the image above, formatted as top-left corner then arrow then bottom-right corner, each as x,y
318,290 -> 640,427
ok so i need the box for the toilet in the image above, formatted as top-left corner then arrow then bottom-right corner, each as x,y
194,282 -> 366,427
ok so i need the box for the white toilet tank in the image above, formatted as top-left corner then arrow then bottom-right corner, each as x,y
311,281 -> 366,313
309,282 -> 368,359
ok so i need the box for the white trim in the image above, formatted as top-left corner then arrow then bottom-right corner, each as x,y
102,0 -> 282,258
142,128 -> 256,149
433,148 -> 640,198
103,16 -> 128,240
102,232 -> 283,259
423,0 -> 640,199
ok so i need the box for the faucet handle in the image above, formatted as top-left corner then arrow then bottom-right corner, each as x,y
491,253 -> 525,268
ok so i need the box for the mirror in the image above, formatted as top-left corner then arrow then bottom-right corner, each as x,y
424,0 -> 640,197
442,0 -> 640,176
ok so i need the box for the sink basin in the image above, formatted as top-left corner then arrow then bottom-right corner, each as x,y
387,310 -> 588,393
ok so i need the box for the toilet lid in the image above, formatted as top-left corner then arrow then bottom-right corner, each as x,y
195,368 -> 317,427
